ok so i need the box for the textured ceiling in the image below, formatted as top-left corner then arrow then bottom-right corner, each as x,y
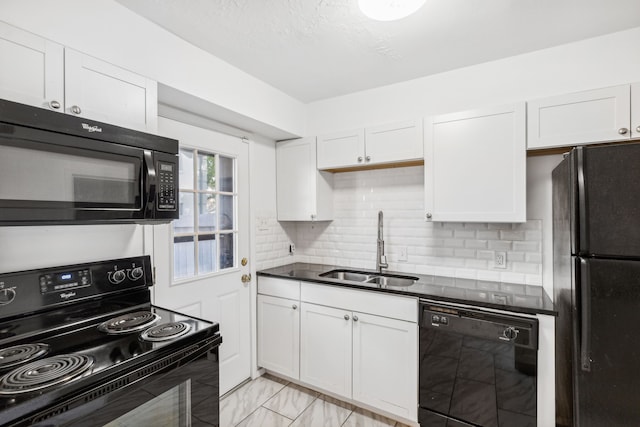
117,0 -> 640,103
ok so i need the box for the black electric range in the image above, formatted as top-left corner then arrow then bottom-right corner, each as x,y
0,255 -> 222,426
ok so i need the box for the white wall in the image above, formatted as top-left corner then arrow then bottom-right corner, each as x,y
307,26 -> 640,134
1,0 -> 306,138
0,225 -> 144,273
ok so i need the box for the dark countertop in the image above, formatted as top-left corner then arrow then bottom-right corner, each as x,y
257,263 -> 556,316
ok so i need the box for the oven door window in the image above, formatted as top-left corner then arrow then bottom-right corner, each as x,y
0,138 -> 142,210
103,381 -> 191,427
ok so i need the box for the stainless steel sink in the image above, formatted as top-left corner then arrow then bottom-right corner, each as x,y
319,269 -> 418,287
365,275 -> 418,287
319,270 -> 374,282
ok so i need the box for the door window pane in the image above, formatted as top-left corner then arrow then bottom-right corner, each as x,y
219,155 -> 234,192
220,233 -> 234,269
174,236 -> 195,279
198,194 -> 216,232
219,195 -> 234,231
198,234 -> 217,274
197,153 -> 216,191
174,192 -> 194,234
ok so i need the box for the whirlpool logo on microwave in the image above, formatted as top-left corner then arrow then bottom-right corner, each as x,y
81,123 -> 102,133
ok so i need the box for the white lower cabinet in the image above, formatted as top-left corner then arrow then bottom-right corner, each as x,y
257,277 -> 418,422
299,303 -> 353,397
352,312 -> 418,420
257,294 -> 300,379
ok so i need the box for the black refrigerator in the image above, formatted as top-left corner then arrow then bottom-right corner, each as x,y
553,142 -> 640,427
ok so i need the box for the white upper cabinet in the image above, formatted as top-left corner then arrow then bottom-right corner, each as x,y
527,85 -> 631,150
276,137 -> 333,221
632,83 -> 640,139
425,103 -> 527,223
317,119 -> 423,170
0,22 -> 64,111
317,128 -> 365,169
65,49 -> 157,132
0,21 -> 157,132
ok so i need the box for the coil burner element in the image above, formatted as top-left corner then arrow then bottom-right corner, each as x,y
0,354 -> 93,394
97,311 -> 160,334
140,322 -> 191,342
0,343 -> 50,370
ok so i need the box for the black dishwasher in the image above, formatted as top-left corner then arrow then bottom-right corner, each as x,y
419,301 -> 538,427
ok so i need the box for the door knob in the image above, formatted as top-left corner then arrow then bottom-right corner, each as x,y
241,274 -> 252,283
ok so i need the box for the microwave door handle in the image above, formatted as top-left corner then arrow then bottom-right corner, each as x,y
143,150 -> 156,210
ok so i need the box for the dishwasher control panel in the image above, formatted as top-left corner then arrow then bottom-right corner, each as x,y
421,302 -> 538,349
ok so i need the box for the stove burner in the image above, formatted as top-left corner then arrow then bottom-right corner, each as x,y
98,311 -> 160,334
140,322 -> 191,342
0,344 -> 50,370
0,354 -> 93,395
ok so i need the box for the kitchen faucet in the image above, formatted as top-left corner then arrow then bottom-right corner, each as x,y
376,210 -> 389,273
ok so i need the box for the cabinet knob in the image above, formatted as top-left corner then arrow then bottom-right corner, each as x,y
357,156 -> 363,162
49,100 -> 61,110
426,212 -> 432,219
310,214 -> 317,221
344,314 -> 350,321
353,315 -> 359,322
365,155 -> 371,162
70,105 -> 82,115
292,304 -> 298,310
636,126 -> 640,133
618,127 -> 629,135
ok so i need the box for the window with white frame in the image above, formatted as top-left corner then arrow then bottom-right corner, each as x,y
173,148 -> 237,280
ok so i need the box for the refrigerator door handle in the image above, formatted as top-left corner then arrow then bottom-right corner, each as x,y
579,258 -> 591,371
576,147 -> 589,253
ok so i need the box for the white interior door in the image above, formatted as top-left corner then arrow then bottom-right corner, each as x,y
152,117 -> 250,395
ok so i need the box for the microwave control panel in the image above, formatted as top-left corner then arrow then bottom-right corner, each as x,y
157,161 -> 177,211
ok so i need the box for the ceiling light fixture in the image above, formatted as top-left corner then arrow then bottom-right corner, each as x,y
358,0 -> 426,21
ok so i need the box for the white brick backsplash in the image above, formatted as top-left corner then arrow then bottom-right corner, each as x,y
261,166 -> 542,287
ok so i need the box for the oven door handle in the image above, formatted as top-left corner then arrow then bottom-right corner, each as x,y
143,150 -> 156,213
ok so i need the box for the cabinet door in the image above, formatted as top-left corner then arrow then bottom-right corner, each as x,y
257,295 -> 300,379
365,119 -> 423,165
352,312 -> 418,421
0,22 -> 64,111
300,302 -> 352,397
632,83 -> 640,139
317,129 -> 365,169
65,49 -> 158,132
425,103 -> 526,222
527,85 -> 631,150
277,138 -> 315,221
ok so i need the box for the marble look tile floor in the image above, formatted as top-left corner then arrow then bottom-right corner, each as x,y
220,374 -> 411,427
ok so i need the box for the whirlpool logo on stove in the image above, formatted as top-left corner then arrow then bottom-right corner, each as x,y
60,292 -> 77,300
81,123 -> 102,133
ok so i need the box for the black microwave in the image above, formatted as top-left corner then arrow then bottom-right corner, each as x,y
0,98 -> 179,225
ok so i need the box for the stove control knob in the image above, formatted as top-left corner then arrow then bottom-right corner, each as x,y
129,267 -> 144,281
110,270 -> 126,284
0,288 -> 16,305
502,326 -> 519,341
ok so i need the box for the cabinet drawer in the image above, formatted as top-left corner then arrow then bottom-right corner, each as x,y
258,277 -> 300,300
300,282 -> 417,322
